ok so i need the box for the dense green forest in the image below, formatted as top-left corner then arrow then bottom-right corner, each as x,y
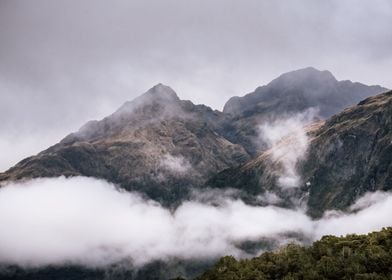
194,227 -> 392,280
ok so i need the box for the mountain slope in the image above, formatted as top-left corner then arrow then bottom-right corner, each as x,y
222,67 -> 387,155
0,69 -> 389,212
0,84 -> 249,205
0,69 -> 391,279
303,90 -> 392,216
208,90 -> 392,216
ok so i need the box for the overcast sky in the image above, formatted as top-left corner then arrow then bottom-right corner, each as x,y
1,0 -> 391,171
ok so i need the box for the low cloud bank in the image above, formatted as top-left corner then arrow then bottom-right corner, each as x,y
0,177 -> 391,268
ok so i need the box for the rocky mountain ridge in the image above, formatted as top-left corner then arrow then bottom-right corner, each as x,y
0,84 -> 249,205
0,68 -> 389,214
222,67 -> 387,154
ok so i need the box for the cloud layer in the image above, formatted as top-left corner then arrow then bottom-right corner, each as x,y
0,176 -> 391,268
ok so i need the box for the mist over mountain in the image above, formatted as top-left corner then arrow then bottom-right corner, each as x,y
224,67 -> 386,118
0,68 -> 391,279
0,68 -> 387,206
1,0 -> 392,278
0,84 -> 248,206
209,89 -> 392,217
222,67 -> 387,155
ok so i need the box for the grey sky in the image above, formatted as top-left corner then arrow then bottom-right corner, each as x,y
0,0 -> 391,171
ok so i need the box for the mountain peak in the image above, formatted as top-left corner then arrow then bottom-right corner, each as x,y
269,67 -> 337,88
144,83 -> 179,101
112,84 -> 180,117
223,67 -> 339,116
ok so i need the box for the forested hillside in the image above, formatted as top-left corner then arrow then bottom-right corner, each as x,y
196,227 -> 392,280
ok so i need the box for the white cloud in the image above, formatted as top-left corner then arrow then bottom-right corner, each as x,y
256,191 -> 283,205
159,154 -> 191,174
0,176 -> 391,269
258,109 -> 318,189
314,192 -> 392,238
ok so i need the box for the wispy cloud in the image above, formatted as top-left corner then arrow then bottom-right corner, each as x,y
159,154 -> 192,175
258,109 -> 318,189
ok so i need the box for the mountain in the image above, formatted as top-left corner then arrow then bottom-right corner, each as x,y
224,67 -> 386,118
0,68 -> 388,211
0,68 -> 390,279
222,67 -> 387,155
208,90 -> 392,217
0,84 -> 249,206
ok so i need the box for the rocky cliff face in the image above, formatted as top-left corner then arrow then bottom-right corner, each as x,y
303,90 -> 392,217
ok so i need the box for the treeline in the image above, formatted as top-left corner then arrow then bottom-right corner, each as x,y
194,227 -> 392,280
